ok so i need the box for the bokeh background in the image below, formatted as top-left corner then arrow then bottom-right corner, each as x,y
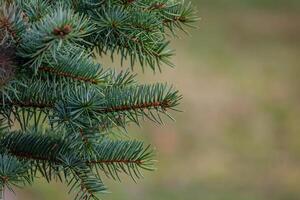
11,0 -> 300,199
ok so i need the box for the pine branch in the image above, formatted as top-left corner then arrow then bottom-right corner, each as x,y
37,47 -> 107,85
0,130 -> 155,180
0,154 -> 31,191
1,81 -> 181,130
0,1 -> 197,199
18,5 -> 94,70
39,66 -> 100,84
100,83 -> 181,124
90,5 -> 174,71
59,156 -> 106,200
51,83 -> 181,129
89,140 -> 155,181
15,0 -> 50,22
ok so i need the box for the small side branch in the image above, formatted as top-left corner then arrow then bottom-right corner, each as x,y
39,67 -> 100,84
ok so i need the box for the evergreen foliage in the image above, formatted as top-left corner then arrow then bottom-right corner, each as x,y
0,0 -> 197,199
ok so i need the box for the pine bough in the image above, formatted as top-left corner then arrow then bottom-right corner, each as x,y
0,0 -> 197,199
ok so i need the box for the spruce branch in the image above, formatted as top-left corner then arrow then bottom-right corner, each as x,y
38,47 -> 107,85
0,130 -> 155,181
15,0 -> 50,22
18,5 -> 94,70
0,154 -> 31,191
52,83 -> 181,129
0,0 -> 197,199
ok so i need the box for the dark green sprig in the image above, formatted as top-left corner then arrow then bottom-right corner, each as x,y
18,5 -> 94,70
39,47 -> 108,85
0,130 -> 155,181
51,83 -> 181,129
15,0 -> 50,22
0,155 -> 31,190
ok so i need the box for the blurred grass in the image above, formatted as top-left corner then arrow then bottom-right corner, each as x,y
15,0 -> 300,199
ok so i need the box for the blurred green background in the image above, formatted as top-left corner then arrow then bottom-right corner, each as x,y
11,0 -> 300,199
